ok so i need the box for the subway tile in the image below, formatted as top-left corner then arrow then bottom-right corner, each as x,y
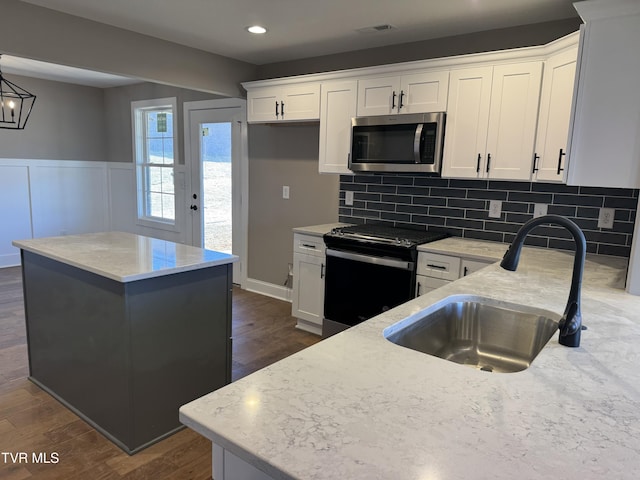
429,207 -> 465,218
548,238 -> 586,252
366,202 -> 396,212
445,218 -> 485,230
382,194 -> 413,204
576,207 -> 599,219
341,183 -> 367,192
583,231 -> 628,245
604,197 -> 639,209
614,209 -> 631,222
338,207 -> 352,216
411,215 -> 446,226
502,202 -> 530,213
572,218 -> 599,231
449,179 -> 488,189
448,198 -> 487,210
532,183 -> 579,194
397,185 -> 429,196
488,180 -> 531,192
339,175 -> 354,183
382,176 -> 415,186
443,227 -> 464,237
431,188 -> 466,198
414,177 -> 449,187
351,209 -> 380,219
464,230 -> 505,243
522,235 -> 549,248
505,213 -> 533,224
381,212 -> 411,223
612,222 -> 635,234
466,189 -> 508,200
579,186 -> 635,197
367,184 -> 398,194
466,209 -> 491,220
355,192 -> 381,202
484,221 -> 522,234
597,244 -> 631,257
547,205 -> 577,216
528,225 -> 573,239
413,196 -> 447,207
354,174 -> 382,184
508,192 -> 553,203
397,204 -> 428,214
554,194 -> 603,207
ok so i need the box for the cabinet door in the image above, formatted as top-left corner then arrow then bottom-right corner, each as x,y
319,80 -> 357,174
247,87 -> 280,122
357,76 -> 401,116
533,48 -> 578,182
280,84 -> 320,121
441,66 -> 493,178
415,274 -> 450,296
400,71 -> 449,113
568,3 -> 640,188
460,258 -> 492,277
292,253 -> 325,330
485,62 -> 543,181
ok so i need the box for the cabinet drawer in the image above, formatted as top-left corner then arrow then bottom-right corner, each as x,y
293,233 -> 325,257
417,252 -> 461,280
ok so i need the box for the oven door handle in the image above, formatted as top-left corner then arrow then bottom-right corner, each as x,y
326,248 -> 414,271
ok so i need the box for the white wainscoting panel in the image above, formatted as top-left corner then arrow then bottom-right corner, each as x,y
0,164 -> 33,267
29,162 -> 109,238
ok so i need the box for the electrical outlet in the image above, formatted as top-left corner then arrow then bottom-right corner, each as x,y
598,208 -> 615,229
488,200 -> 502,219
345,191 -> 354,206
533,204 -> 548,218
282,185 -> 290,199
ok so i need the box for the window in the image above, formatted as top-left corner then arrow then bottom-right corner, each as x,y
132,98 -> 178,227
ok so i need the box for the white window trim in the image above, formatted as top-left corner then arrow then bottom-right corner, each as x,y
131,97 -> 179,232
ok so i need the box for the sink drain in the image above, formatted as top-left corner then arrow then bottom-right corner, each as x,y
480,365 -> 493,372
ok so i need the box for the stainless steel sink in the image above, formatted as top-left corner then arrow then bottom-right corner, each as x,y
384,296 -> 559,373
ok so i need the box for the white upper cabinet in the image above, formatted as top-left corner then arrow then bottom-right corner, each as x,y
567,0 -> 640,188
319,80 -> 357,174
442,62 -> 543,181
356,71 -> 449,116
533,46 -> 579,182
247,83 -> 320,123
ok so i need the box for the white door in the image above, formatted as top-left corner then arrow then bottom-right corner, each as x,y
184,99 -> 247,285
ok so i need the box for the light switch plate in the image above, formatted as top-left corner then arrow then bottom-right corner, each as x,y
533,204 -> 548,218
345,191 -> 354,206
598,208 -> 615,229
282,185 -> 290,199
488,200 -> 502,219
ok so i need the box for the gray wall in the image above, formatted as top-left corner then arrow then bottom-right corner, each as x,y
248,124 -> 339,285
103,83 -> 220,164
0,75 -> 106,161
1,0 -> 256,97
256,18 -> 582,79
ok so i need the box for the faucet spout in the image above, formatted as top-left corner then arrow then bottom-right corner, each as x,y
500,215 -> 586,347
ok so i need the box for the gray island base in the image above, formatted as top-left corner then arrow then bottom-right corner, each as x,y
14,232 -> 237,454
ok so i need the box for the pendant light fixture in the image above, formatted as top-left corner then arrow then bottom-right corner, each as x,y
0,54 -> 36,130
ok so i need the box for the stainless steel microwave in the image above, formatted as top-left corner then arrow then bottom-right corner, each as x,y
349,112 -> 446,174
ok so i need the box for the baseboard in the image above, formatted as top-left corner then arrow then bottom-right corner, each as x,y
0,253 -> 21,269
243,278 -> 292,303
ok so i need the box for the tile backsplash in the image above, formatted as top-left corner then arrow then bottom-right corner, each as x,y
339,174 -> 639,257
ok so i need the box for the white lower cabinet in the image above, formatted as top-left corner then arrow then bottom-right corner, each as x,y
292,233 -> 325,335
416,252 -> 493,295
213,444 -> 274,480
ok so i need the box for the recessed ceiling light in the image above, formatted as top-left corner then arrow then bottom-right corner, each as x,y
247,25 -> 267,34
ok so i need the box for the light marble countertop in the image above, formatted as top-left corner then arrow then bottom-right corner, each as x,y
292,223 -> 351,237
181,239 -> 640,480
13,231 -> 238,283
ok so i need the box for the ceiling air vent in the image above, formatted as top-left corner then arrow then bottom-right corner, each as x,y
356,24 -> 397,34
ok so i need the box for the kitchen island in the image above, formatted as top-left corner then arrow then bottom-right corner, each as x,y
13,231 -> 237,454
180,239 -> 640,479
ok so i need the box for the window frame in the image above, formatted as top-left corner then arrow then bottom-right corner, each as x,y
131,97 -> 179,231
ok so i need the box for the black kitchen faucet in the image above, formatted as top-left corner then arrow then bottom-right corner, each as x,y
500,215 -> 586,347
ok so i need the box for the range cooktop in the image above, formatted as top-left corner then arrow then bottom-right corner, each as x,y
325,224 -> 449,248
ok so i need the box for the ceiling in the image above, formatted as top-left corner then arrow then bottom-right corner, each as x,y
6,0 -> 580,87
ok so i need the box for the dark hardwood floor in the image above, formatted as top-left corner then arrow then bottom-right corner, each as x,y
0,266 -> 321,479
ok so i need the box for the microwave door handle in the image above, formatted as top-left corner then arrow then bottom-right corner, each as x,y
414,124 -> 424,163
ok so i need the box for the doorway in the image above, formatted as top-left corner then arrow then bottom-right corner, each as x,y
184,99 -> 247,286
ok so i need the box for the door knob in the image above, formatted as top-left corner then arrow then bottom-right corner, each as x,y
190,205 -> 198,211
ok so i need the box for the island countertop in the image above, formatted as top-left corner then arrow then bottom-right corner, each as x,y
180,244 -> 640,480
12,231 -> 238,282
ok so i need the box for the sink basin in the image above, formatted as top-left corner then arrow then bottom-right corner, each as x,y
384,296 -> 559,373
